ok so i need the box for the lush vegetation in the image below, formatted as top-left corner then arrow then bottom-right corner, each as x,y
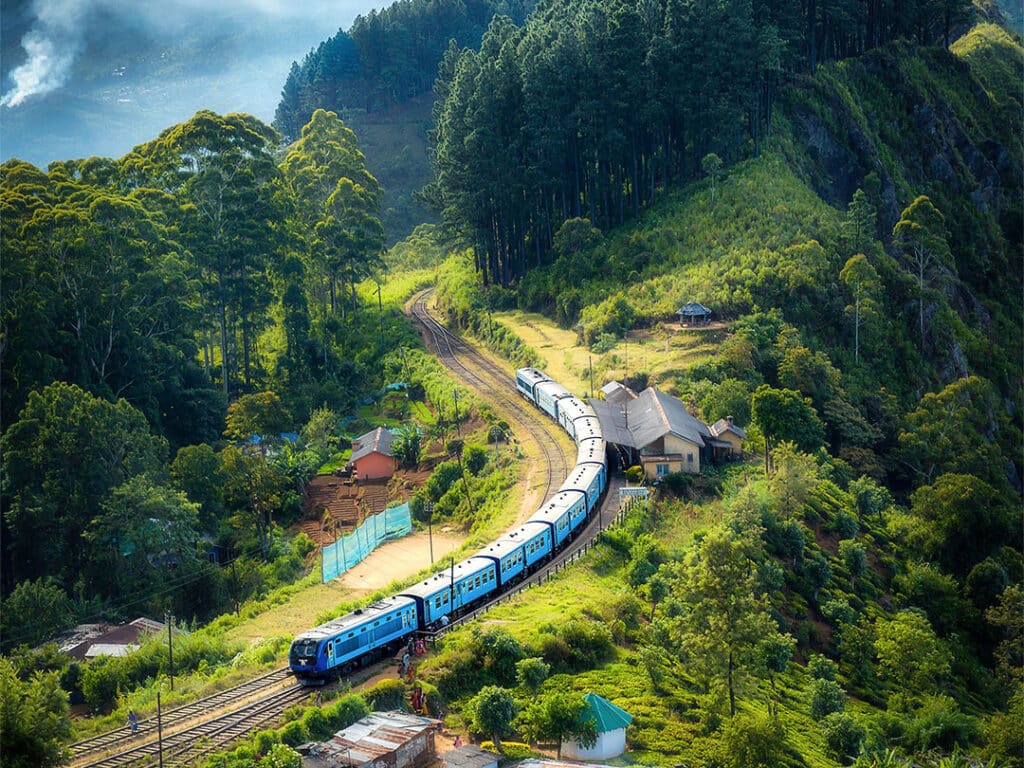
1,0 -> 1020,765
273,0 -> 537,141
426,0 -> 987,286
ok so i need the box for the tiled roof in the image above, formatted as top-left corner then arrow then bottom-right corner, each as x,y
349,427 -> 396,463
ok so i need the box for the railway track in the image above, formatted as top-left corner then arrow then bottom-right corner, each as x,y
65,290 -> 592,768
73,685 -> 311,768
408,288 -> 572,504
69,667 -> 294,764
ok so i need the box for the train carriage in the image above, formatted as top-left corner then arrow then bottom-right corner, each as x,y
289,596 -> 417,682
529,490 -> 586,548
560,462 -> 605,515
555,396 -> 592,439
398,557 -> 498,629
516,367 -> 551,400
478,523 -> 553,586
573,415 -> 603,445
534,380 -> 572,420
474,538 -> 526,588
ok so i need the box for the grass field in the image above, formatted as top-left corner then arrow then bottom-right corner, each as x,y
490,309 -> 725,397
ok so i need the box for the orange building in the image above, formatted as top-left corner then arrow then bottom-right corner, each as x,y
347,427 -> 397,480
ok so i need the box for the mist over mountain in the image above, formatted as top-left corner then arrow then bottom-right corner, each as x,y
0,0 -> 377,167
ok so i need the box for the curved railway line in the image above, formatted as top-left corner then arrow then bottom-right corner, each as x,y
409,288 -> 572,505
66,291 -> 606,767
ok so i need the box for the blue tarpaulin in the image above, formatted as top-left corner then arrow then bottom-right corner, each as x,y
321,503 -> 413,582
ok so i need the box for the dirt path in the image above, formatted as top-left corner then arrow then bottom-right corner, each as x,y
336,528 -> 465,594
225,528 -> 466,645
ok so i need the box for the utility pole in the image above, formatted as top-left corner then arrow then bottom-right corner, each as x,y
166,612 -> 174,692
157,692 -> 164,768
453,389 -> 460,435
426,502 -> 434,564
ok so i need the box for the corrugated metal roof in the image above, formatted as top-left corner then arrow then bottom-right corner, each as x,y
313,711 -> 438,766
349,427 -> 396,463
592,388 -> 711,452
588,399 -> 635,447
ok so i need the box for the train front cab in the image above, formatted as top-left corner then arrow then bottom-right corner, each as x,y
290,596 -> 417,682
516,367 -> 550,400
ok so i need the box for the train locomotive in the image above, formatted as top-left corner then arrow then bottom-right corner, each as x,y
289,368 -> 607,683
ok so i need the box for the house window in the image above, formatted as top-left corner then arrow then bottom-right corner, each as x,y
656,463 -> 670,476
687,453 -> 694,463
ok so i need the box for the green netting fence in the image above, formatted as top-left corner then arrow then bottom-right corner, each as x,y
321,503 -> 413,583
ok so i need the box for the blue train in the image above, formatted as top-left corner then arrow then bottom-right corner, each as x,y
289,368 -> 607,682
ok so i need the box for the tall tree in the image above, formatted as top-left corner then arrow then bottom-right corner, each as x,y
893,195 -> 953,348
466,685 -> 517,752
280,109 -> 384,319
83,476 -> 203,602
874,610 -> 952,710
666,527 -> 787,716
1,382 -> 166,588
839,253 -> 882,364
0,658 -> 70,768
751,385 -> 825,474
518,692 -> 598,759
126,111 -> 283,397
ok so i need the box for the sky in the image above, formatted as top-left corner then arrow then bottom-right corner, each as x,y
1,0 -> 378,168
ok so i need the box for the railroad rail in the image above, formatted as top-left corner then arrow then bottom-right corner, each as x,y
408,288 -> 571,503
68,667 -> 294,763
66,290 -> 602,768
73,685 -> 311,768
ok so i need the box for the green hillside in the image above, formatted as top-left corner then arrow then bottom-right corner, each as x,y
424,24 -> 1022,767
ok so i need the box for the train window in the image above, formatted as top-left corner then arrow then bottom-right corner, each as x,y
348,632 -> 354,638
374,621 -> 380,627
475,576 -> 481,588
434,596 -> 442,609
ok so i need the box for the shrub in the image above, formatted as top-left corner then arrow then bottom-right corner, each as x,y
515,657 -> 549,695
252,729 -> 280,755
810,679 -> 846,719
625,465 -> 645,484
808,654 -> 839,681
555,619 -> 614,672
716,713 -> 787,768
81,656 -> 127,712
464,445 -> 488,475
901,695 -> 978,752
324,694 -> 369,731
364,678 -> 406,711
821,712 -> 865,763
302,706 -> 332,741
279,719 -> 309,747
480,741 -> 533,759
